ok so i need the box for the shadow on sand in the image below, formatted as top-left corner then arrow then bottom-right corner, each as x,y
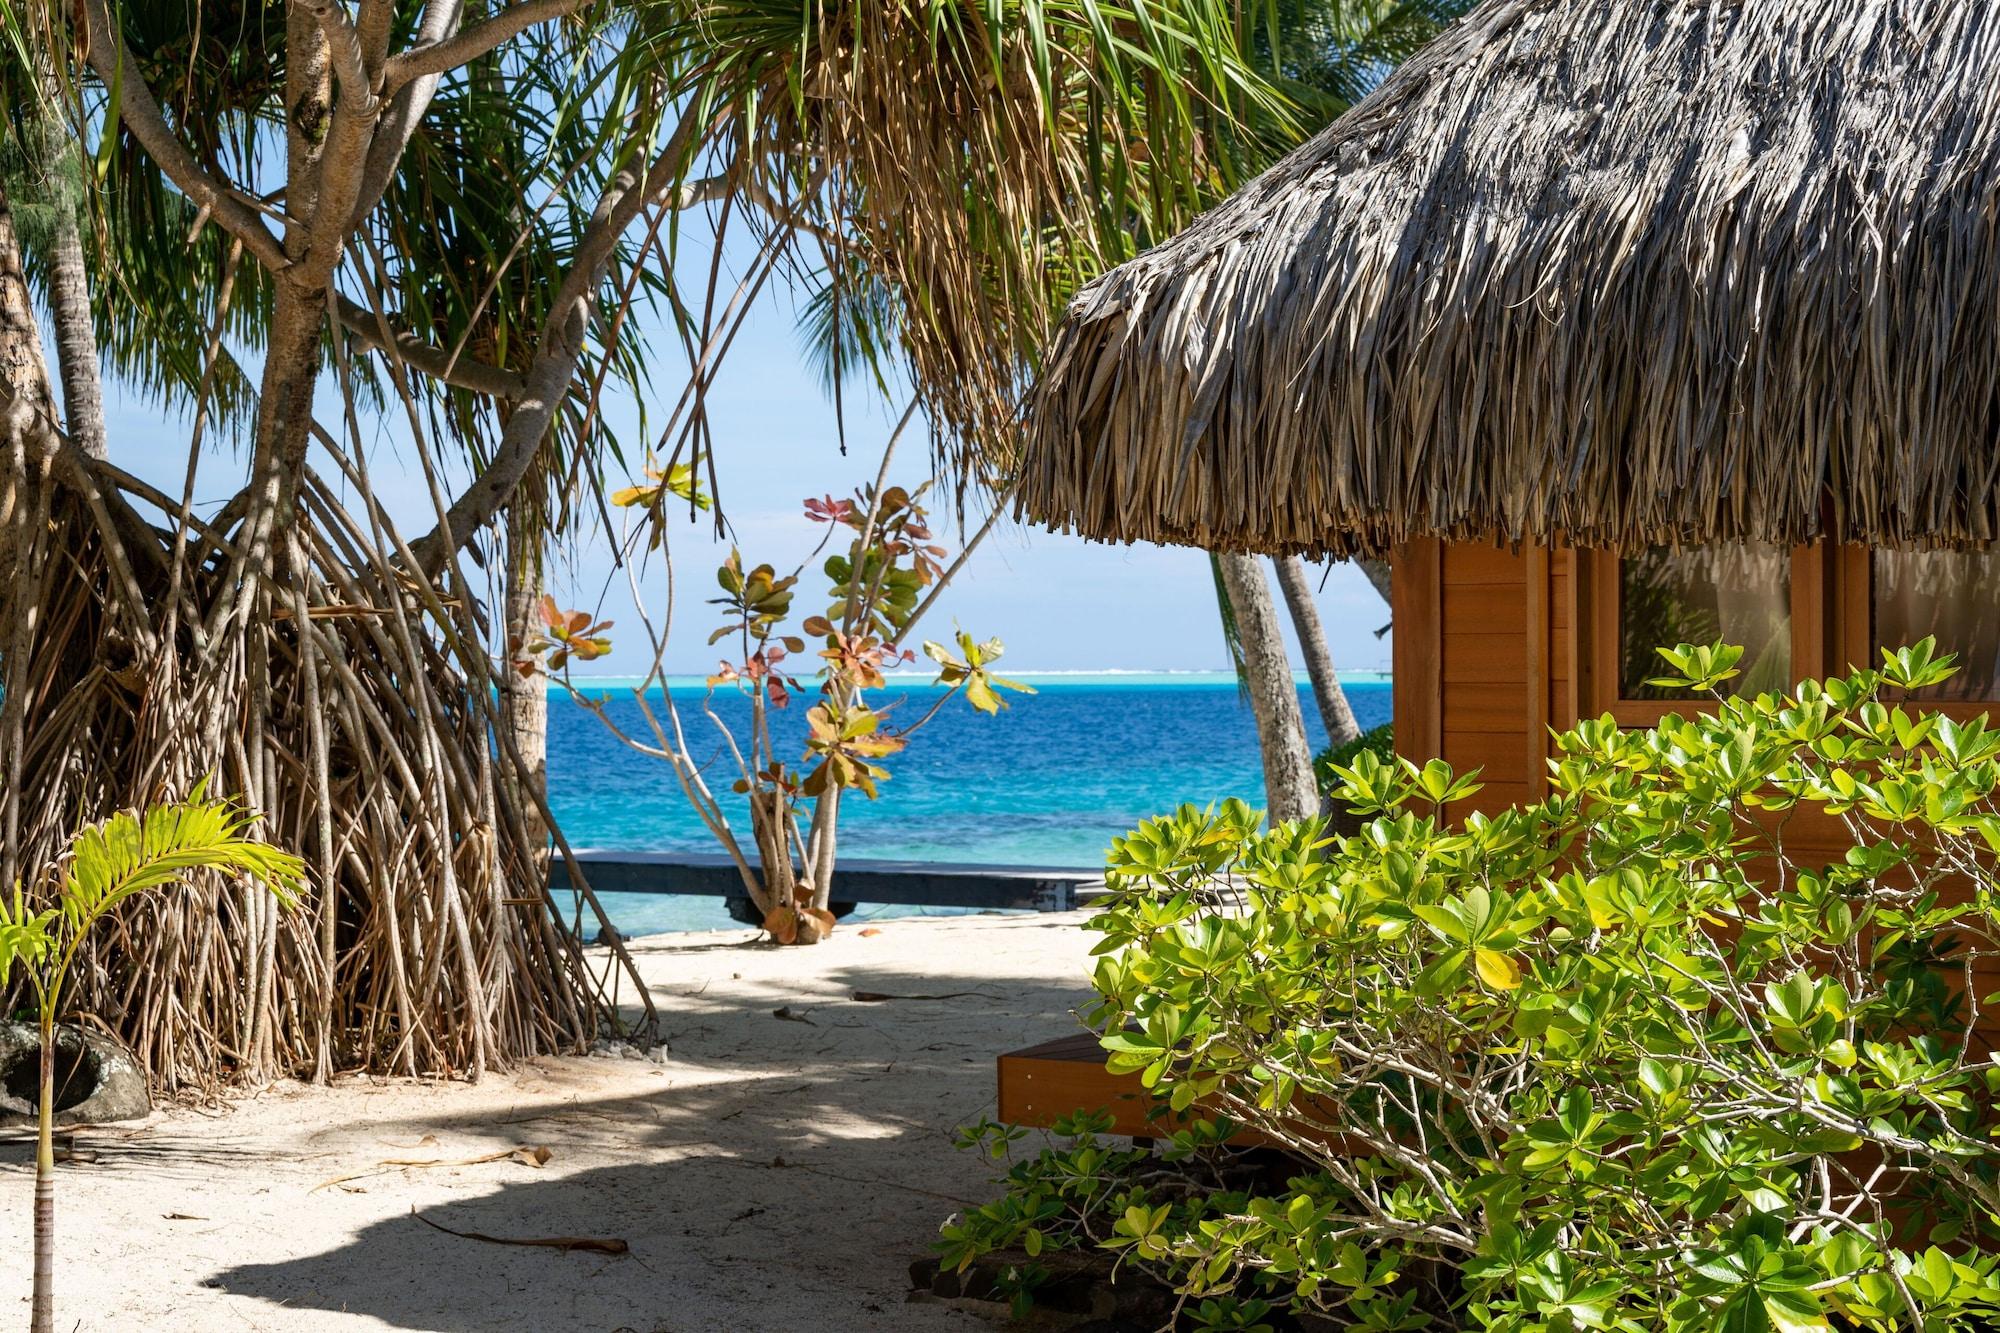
200,946 -> 1095,1331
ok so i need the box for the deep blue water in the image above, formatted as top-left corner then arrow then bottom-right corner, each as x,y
548,674 -> 1390,933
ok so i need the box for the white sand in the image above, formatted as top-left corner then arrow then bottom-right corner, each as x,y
0,911 -> 1102,1331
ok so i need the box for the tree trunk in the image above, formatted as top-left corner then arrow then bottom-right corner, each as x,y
42,203 -> 106,459
1215,552 -> 1317,824
503,501 -> 549,851
7,50 -> 105,461
806,786 -> 839,912
0,175 -> 58,904
31,1010 -> 53,1333
0,177 -> 54,432
1357,557 -> 1392,606
1273,554 -> 1360,749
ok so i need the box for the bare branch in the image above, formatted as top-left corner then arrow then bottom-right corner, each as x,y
78,0 -> 289,273
405,112 -> 708,571
354,0 -> 398,70
383,0 -> 585,91
671,174 -> 734,211
294,0 -> 378,111
333,292 -> 528,398
346,0 -> 464,229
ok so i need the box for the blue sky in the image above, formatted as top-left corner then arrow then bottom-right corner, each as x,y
96,266 -> 1392,678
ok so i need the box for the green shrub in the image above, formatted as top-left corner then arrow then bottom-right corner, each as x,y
1315,722 -> 1394,798
949,640 -> 2000,1330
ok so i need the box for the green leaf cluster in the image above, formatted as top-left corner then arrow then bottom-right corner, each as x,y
0,791 -> 304,1019
1315,722 -> 1394,798
953,641 -> 2000,1330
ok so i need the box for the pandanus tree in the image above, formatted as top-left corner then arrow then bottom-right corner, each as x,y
0,0 -> 673,1088
0,0 -> 1291,1082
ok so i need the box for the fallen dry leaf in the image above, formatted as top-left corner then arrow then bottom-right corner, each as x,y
762,904 -> 799,945
411,1208 -> 628,1255
314,1144 -> 554,1192
798,907 -> 835,943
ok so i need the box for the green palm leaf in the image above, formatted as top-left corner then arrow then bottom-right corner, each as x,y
57,794 -> 301,938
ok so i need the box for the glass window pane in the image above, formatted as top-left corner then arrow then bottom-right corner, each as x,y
1872,551 -> 2000,701
1619,544 -> 1792,700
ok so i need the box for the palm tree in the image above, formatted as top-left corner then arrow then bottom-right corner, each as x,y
0,797 -> 301,1333
1212,0 -> 1471,805
6,91 -> 105,458
1217,553 -> 1318,822
1274,553 -> 1361,748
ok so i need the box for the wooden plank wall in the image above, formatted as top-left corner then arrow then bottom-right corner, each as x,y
1392,541 -> 1575,818
1439,542 -> 1533,815
1547,548 -> 1575,745
1390,540 -> 1442,767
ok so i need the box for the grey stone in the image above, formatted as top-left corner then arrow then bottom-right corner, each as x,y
0,1022 -> 151,1127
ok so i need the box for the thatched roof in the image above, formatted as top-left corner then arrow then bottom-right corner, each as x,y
1017,0 -> 2000,557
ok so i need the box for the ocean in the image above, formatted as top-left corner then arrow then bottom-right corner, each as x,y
547,673 -> 1392,934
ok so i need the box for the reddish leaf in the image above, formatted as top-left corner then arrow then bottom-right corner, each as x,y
762,904 -> 799,945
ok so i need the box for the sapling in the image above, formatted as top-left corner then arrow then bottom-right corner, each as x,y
0,791 -> 303,1333
523,434 -> 1030,943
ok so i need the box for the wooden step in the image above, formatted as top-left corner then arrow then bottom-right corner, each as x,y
996,1033 -> 1337,1151
996,1031 -> 1165,1137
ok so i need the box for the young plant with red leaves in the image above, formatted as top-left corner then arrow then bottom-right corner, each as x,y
532,429 -> 1028,945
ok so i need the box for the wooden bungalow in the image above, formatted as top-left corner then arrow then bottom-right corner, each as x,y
1000,0 -> 2000,1126
1016,0 -> 2000,822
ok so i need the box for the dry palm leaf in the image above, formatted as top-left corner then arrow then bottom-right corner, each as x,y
411,1208 -> 628,1255
313,1144 -> 554,1192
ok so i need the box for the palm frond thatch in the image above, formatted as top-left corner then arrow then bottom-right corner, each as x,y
1017,0 -> 2000,557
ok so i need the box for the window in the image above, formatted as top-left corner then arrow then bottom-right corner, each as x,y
1575,542 -> 2000,732
1870,550 -> 2000,702
1585,543 -> 1820,726
1617,544 -> 1793,700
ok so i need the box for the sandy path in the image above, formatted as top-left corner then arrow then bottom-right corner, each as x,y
0,911 -> 1101,1331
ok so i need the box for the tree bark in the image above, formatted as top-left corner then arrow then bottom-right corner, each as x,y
22,81 -> 108,460
1216,552 -> 1317,824
0,174 -> 55,911
1357,557 -> 1392,606
1273,554 -> 1360,749
503,500 -> 549,851
42,205 -> 106,459
0,178 -> 55,431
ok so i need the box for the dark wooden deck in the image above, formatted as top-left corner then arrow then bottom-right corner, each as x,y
551,850 -> 1103,912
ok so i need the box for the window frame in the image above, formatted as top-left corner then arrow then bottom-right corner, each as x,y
1833,545 -> 2000,719
1581,545 -> 1829,727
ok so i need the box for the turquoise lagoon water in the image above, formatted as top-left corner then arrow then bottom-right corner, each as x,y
548,672 -> 1391,934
